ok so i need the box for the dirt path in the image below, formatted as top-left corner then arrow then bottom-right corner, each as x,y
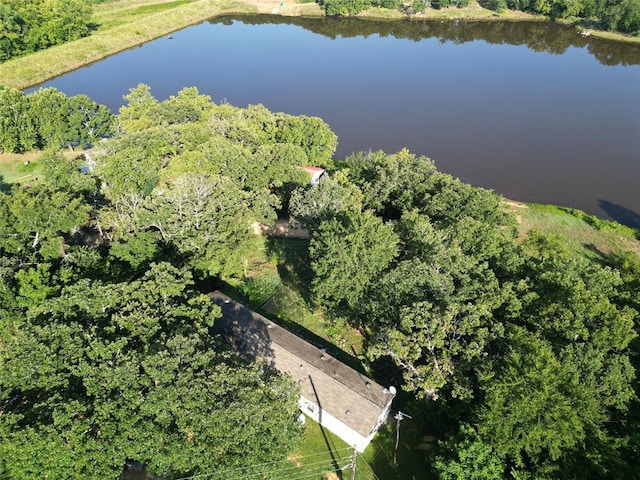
253,220 -> 311,238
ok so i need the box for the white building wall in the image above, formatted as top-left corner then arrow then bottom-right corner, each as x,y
361,400 -> 394,450
298,396 -> 371,452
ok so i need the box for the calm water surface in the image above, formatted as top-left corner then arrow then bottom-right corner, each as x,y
31,16 -> 640,226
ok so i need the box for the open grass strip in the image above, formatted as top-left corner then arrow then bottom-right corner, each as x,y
0,0 -> 258,89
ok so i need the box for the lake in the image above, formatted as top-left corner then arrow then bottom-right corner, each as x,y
30,15 -> 640,226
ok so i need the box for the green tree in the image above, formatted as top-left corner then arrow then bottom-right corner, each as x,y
0,3 -> 23,61
432,424 -> 506,480
479,326 -> 634,473
40,150 -> 99,198
0,87 -> 30,152
310,209 -> 398,312
117,84 -> 162,133
133,173 -> 264,277
366,215 -> 516,400
26,87 -> 68,149
0,0 -> 93,61
61,94 -> 113,148
0,262 -> 302,479
341,149 -> 438,219
0,183 -> 91,262
275,113 -> 338,163
601,0 -> 640,34
289,170 -> 364,232
475,236 -> 637,475
322,0 -> 373,15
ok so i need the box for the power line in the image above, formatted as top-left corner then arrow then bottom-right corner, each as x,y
222,460 -> 348,480
267,465 -> 350,480
356,452 -> 383,480
175,448 -> 353,480
224,456 -> 351,480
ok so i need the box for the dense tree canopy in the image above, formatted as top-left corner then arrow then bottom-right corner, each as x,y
303,150 -> 638,479
0,86 -> 113,152
0,263 -> 301,479
95,84 -> 334,276
0,85 -> 343,478
0,0 -> 93,62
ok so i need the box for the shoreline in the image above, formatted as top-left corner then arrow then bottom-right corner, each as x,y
0,0 -> 637,90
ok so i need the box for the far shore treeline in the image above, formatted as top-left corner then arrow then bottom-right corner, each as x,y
0,0 -> 638,67
0,84 -> 639,479
219,13 -> 640,66
319,0 -> 640,35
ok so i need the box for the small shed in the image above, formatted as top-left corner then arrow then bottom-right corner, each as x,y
302,166 -> 325,185
209,291 -> 395,452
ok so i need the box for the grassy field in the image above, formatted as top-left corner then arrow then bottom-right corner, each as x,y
0,151 -> 82,188
0,153 -> 46,185
508,200 -> 640,258
0,0 -> 637,90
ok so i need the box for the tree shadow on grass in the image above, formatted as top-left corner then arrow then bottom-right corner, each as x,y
0,174 -> 13,193
265,236 -> 314,302
364,417 -> 429,480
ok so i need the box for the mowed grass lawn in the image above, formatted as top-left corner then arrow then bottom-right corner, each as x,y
0,152 -> 46,186
287,417 -> 429,480
0,151 -> 83,187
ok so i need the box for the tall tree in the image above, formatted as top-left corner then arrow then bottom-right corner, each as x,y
0,262 -> 302,479
136,173 -> 264,276
475,234 -> 637,477
366,213 -> 517,400
310,209 -> 399,313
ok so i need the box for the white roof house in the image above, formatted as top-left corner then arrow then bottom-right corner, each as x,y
209,291 -> 395,452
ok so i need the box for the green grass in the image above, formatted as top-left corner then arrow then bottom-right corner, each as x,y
289,416 -> 429,480
264,285 -> 366,361
361,419 -> 431,480
0,151 -> 84,188
0,0 -> 256,89
0,155 -> 45,186
130,0 -> 197,16
288,420 -> 354,479
513,202 -> 640,261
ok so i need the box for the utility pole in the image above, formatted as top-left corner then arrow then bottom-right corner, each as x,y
394,411 -> 412,464
350,446 -> 357,480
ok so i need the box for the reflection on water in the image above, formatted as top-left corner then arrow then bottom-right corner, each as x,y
30,16 -> 640,225
211,15 -> 640,67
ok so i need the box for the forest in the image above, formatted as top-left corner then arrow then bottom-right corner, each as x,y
0,0 -> 95,62
0,84 -> 638,479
